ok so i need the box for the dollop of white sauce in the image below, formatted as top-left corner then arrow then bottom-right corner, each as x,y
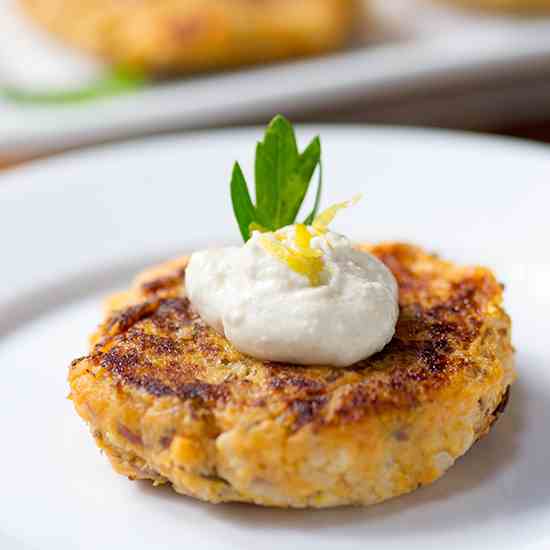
185,227 -> 399,367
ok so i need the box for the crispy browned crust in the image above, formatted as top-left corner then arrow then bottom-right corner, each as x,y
78,243 -> 513,432
68,243 -> 515,507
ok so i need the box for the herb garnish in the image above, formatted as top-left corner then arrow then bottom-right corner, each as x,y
230,115 -> 322,241
1,67 -> 147,105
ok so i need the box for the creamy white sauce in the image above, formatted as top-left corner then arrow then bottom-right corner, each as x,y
185,227 -> 399,367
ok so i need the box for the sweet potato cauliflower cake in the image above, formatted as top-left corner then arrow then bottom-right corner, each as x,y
18,0 -> 358,74
69,243 -> 515,508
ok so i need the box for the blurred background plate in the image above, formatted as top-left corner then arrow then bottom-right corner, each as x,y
2,0 -> 550,157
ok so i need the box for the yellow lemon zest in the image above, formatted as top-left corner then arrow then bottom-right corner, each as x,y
260,235 -> 323,286
258,195 -> 361,287
294,224 -> 323,259
312,194 -> 362,234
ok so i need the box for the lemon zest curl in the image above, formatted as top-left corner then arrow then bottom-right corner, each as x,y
257,195 -> 362,286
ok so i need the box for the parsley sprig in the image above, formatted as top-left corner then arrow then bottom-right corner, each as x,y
230,115 -> 322,241
1,67 -> 147,105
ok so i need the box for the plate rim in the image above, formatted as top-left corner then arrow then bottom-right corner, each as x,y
2,123 -> 550,189
3,12 -> 550,155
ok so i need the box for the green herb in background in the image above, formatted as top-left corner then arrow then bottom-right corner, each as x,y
231,115 -> 322,242
1,66 -> 147,105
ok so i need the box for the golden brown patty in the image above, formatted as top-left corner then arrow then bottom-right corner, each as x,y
69,243 -> 515,508
18,0 -> 358,74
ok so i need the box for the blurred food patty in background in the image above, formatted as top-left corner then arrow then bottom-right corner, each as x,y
18,0 -> 359,75
445,0 -> 550,11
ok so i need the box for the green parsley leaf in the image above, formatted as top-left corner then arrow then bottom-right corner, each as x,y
230,115 -> 322,241
1,67 -> 147,105
254,141 -> 280,228
286,136 -> 321,226
255,115 -> 300,228
230,162 -> 257,242
303,160 -> 323,225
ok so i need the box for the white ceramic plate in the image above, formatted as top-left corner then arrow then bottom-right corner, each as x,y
0,126 -> 549,550
3,0 -> 550,156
